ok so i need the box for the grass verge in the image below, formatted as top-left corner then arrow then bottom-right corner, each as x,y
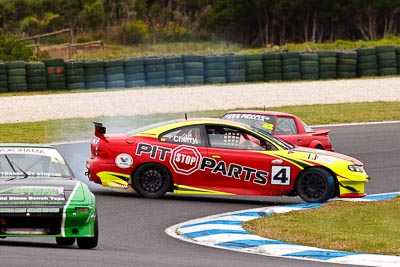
68,37 -> 400,60
0,101 -> 399,143
243,197 -> 400,256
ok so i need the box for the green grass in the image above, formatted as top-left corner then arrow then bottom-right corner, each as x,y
1,100 -> 399,143
243,198 -> 400,256
66,35 -> 400,60
73,41 -> 245,60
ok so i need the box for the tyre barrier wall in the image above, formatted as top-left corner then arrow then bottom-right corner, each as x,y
1,45 -> 400,92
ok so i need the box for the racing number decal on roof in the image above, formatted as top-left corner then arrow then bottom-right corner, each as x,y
271,166 -> 291,185
262,123 -> 274,131
136,142 -> 269,186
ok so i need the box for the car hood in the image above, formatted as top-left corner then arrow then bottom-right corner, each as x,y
291,146 -> 363,165
0,178 -> 83,208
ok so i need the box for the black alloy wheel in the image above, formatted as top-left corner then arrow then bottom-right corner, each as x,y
132,163 -> 172,198
295,168 -> 335,203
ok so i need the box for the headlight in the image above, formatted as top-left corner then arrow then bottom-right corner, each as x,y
348,165 -> 364,173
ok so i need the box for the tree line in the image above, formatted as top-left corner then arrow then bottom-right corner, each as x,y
0,0 -> 399,46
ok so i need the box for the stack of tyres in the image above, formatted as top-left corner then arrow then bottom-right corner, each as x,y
84,60 -> 106,89
205,55 -> 226,84
397,47 -> 400,74
375,46 -> 397,76
356,48 -> 378,77
165,56 -> 185,85
0,63 -> 8,92
6,61 -> 27,92
225,54 -> 246,83
336,51 -> 358,79
281,52 -> 301,81
105,59 -> 125,89
26,62 -> 47,91
144,57 -> 166,87
245,53 -> 263,82
65,60 -> 85,90
299,53 -> 319,80
262,52 -> 282,82
124,58 -> 145,88
317,51 -> 337,79
183,55 -> 205,85
43,58 -> 66,90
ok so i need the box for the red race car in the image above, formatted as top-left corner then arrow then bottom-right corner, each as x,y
85,118 -> 369,203
221,110 -> 334,151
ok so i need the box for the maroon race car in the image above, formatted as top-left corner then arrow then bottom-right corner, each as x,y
221,110 -> 333,151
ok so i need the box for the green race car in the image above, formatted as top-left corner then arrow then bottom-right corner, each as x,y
0,143 -> 98,249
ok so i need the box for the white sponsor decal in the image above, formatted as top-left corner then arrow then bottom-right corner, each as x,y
115,153 -> 134,169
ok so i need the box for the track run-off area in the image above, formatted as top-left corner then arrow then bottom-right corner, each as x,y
1,78 -> 400,267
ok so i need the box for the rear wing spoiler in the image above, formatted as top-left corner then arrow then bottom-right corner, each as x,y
312,129 -> 330,136
93,122 -> 106,137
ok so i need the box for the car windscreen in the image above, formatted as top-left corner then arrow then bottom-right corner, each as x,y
248,126 -> 293,149
301,120 -> 314,133
0,147 -> 73,179
221,113 -> 276,134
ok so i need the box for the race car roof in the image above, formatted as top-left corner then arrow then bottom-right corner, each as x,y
0,143 -> 55,149
223,110 -> 293,117
128,117 -> 252,136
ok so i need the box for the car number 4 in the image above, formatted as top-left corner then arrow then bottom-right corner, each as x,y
271,166 -> 291,185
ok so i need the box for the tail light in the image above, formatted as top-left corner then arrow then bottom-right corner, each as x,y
95,146 -> 112,157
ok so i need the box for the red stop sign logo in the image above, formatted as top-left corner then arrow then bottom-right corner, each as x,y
170,145 -> 202,175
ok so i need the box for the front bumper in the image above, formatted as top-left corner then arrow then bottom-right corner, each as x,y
0,208 -> 96,237
338,175 -> 370,198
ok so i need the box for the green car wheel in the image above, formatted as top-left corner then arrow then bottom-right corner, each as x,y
77,214 -> 99,249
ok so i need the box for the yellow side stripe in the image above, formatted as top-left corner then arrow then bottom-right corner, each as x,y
174,184 -> 234,195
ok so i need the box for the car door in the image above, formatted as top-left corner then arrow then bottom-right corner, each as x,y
158,125 -> 209,188
202,124 -> 280,195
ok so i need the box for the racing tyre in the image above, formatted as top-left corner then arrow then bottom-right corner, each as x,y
126,80 -> 145,88
56,237 -> 75,246
264,73 -> 282,81
132,163 -> 172,198
77,214 -> 98,249
295,168 -> 335,203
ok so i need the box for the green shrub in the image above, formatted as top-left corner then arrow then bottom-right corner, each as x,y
76,34 -> 95,43
20,16 -> 40,36
0,35 -> 33,61
122,20 -> 150,45
29,50 -> 51,61
162,21 -> 187,42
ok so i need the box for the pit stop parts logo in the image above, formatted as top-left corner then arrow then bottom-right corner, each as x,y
135,142 -> 269,186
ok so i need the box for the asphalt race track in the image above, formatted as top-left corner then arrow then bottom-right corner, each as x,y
0,122 -> 399,267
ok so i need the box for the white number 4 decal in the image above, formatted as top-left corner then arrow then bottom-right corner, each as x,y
271,166 -> 291,185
